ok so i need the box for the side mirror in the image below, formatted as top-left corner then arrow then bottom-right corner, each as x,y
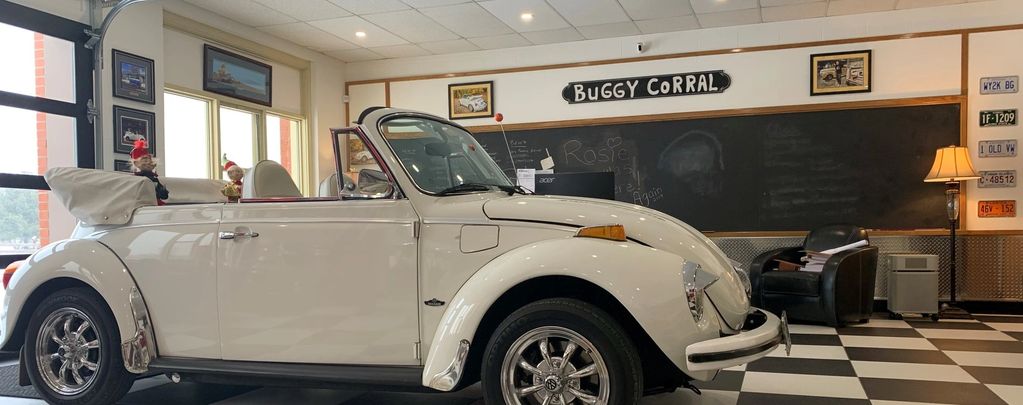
341,169 -> 393,200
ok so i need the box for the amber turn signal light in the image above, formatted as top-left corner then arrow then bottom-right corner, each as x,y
3,260 -> 23,289
575,224 -> 627,242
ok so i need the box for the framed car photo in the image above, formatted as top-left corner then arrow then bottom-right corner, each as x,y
448,81 -> 494,120
810,50 -> 871,96
112,105 -> 156,156
112,49 -> 155,104
203,45 -> 273,106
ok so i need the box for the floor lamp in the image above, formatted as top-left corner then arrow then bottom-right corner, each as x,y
923,145 -> 980,319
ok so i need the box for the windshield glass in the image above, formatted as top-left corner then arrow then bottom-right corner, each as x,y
379,116 -> 513,194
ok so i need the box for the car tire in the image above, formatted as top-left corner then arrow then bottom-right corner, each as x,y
24,287 -> 135,405
481,298 -> 642,405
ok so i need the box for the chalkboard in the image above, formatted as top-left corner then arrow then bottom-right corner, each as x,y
472,104 -> 960,232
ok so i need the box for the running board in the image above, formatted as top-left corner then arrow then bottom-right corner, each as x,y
149,358 -> 428,391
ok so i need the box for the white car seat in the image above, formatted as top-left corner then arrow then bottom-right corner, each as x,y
242,160 -> 302,198
317,173 -> 356,197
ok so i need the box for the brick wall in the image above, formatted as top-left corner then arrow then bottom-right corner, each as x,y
34,32 -> 49,246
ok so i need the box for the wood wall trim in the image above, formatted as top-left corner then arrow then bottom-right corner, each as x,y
346,24 -> 1023,86
706,229 -> 1023,238
465,94 -> 965,133
384,81 -> 391,107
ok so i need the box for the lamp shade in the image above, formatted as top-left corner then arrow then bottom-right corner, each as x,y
924,145 -> 980,182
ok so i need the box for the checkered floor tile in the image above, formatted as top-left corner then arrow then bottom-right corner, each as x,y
1,313 -> 1021,405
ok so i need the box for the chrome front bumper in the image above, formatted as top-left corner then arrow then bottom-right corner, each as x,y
685,308 -> 791,372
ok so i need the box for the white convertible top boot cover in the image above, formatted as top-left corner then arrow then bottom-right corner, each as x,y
45,167 -> 157,225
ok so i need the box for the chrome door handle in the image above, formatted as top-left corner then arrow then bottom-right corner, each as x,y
219,231 -> 259,240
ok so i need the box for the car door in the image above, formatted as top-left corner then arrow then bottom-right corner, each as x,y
216,198 -> 420,365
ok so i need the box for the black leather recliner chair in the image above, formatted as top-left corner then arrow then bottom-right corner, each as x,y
749,224 -> 879,327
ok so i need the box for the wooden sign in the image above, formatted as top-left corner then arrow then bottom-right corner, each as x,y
980,76 -> 1018,94
978,139 -> 1017,157
979,109 -> 1017,127
562,70 -> 731,104
978,170 -> 1017,188
979,200 -> 1016,218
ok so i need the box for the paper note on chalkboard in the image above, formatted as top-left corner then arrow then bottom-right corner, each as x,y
517,169 -> 535,191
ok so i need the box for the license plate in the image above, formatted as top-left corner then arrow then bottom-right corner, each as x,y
980,76 -> 1019,94
980,109 -> 1018,127
978,140 -> 1017,157
979,170 -> 1017,188
979,200 -> 1016,218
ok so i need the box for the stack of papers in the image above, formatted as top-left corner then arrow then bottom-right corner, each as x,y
799,240 -> 869,272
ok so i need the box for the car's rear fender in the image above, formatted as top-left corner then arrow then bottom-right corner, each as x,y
421,236 -> 722,391
1,239 -> 156,374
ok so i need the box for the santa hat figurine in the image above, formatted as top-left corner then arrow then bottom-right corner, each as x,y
221,154 -> 244,202
130,139 -> 169,205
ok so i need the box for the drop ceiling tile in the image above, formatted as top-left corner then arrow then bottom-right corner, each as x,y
363,10 -> 459,42
400,0 -> 471,7
576,22 -> 641,40
308,16 -> 409,47
419,3 -> 513,37
184,0 -> 295,27
467,33 -> 532,50
617,0 -> 694,20
327,0 -> 409,15
827,0 -> 898,15
325,48 -> 385,62
546,0 -> 631,26
477,0 -> 571,32
259,23 -> 358,51
520,27 -> 584,45
370,44 -> 432,58
762,1 -> 827,22
688,0 -> 758,14
417,39 -> 480,53
696,8 -> 762,28
252,0 -> 351,21
896,0 -> 965,9
761,0 -> 822,6
635,15 -> 700,34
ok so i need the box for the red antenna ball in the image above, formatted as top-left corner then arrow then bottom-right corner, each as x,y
495,113 -> 504,122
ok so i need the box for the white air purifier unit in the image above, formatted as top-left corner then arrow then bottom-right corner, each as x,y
887,254 -> 940,320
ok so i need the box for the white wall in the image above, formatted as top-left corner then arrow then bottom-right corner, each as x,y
965,29 -> 1023,231
163,28 -> 303,114
377,35 -> 961,127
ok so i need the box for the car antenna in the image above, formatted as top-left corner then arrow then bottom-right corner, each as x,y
495,112 -> 518,179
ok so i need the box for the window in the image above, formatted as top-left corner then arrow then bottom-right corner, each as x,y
164,92 -> 211,178
0,3 -> 94,257
163,88 -> 308,193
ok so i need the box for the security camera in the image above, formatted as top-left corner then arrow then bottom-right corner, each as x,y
636,42 -> 646,53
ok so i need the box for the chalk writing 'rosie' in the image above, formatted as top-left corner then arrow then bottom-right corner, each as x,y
562,71 -> 731,104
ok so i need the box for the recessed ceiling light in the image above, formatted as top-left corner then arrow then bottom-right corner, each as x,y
520,12 -> 533,22
355,31 -> 366,38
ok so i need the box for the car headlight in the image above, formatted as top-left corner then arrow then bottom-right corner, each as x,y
682,260 -> 718,322
729,259 -> 752,298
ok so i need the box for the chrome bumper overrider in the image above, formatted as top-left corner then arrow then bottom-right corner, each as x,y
684,308 -> 791,372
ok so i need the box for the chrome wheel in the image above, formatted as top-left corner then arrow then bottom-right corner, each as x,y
34,307 -> 101,396
501,326 -> 610,405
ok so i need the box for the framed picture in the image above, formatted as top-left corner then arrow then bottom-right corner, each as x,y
448,81 -> 494,119
203,45 -> 272,106
114,159 -> 133,173
346,134 -> 377,172
113,105 -> 156,156
810,50 -> 871,96
112,49 -> 155,104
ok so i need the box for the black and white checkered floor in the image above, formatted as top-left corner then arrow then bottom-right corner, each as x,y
1,313 -> 1020,405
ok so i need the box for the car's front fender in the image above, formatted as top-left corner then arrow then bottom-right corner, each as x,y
421,236 -> 722,391
1,239 -> 155,373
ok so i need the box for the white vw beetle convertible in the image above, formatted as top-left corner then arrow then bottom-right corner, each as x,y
2,107 -> 789,405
